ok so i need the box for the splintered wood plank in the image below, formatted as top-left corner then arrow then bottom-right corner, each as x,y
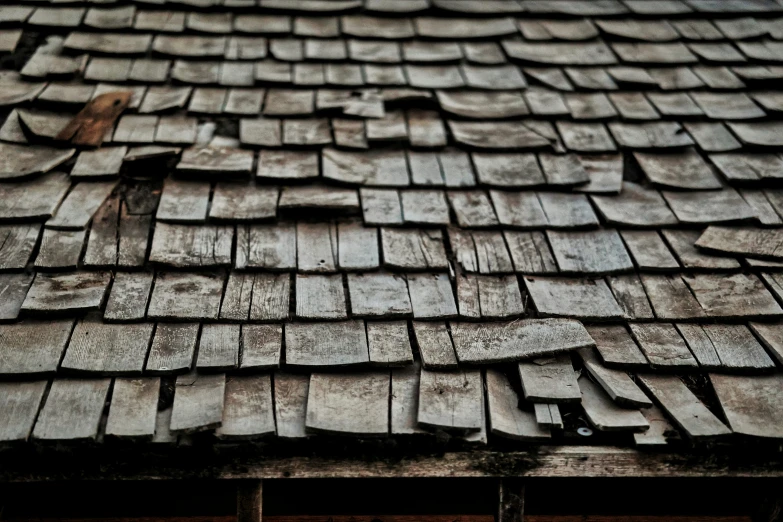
236,223 -> 296,270
401,190 -> 450,226
145,323 -> 198,375
606,275 -> 652,321
118,205 -> 152,268
391,361 -> 425,435
412,321 -> 458,370
296,222 -> 337,273
456,275 -> 524,319
0,320 -> 73,375
295,274 -> 346,320
367,321 -> 413,367
46,181 -> 118,230
586,326 -> 649,369
678,324 -> 775,371
210,183 -> 278,222
634,404 -> 675,446
0,273 -> 33,320
620,230 -> 679,272
486,369 -> 550,441
156,179 -> 210,223
104,272 -> 153,322
61,320 -> 154,376
578,348 -> 652,408
640,274 -> 706,321
418,368 -> 483,434
241,324 -> 282,370
149,223 -> 233,268
217,375 -> 276,440
71,147 -> 127,178
629,323 -> 698,369
220,272 -> 254,321
147,272 -> 224,321
306,372 -> 389,436
249,273 -> 291,322
274,371 -> 309,439
518,354 -> 580,403
338,222 -> 379,271
710,373 -> 783,439
407,273 -> 458,320
638,374 -> 731,439
32,378 -> 111,441
105,377 -> 160,440
285,321 -> 369,369
0,172 -> 70,221
451,319 -> 594,365
524,276 -> 625,321
0,381 -> 47,443
682,273 -> 782,319
503,231 -> 558,274
749,321 -> 783,366
323,148 -> 409,187
469,231 -> 513,273
82,197 -> 120,268
170,371 -> 225,434
35,229 -> 86,270
695,226 -> 783,261
535,403 -> 563,430
197,324 -> 240,371
22,272 -> 111,315
382,228 -> 448,270
579,377 -> 649,433
547,229 -> 633,275
348,273 -> 411,318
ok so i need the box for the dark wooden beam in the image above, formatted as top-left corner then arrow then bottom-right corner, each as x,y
237,481 -> 263,522
498,479 -> 525,522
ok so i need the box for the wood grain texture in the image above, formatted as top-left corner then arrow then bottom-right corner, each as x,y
518,354 -> 580,403
197,324 -> 240,371
170,371 -> 225,433
61,319 -> 153,375
217,374 -> 276,439
295,274 -> 346,320
241,324 -> 282,370
274,371 -> 309,439
306,372 -> 390,436
22,272 -> 111,314
285,321 -> 369,368
104,272 -> 153,322
487,369 -> 551,441
579,377 -> 649,433
0,320 -> 74,375
32,378 -> 111,441
578,348 -> 652,407
146,323 -> 198,375
418,368 -> 483,434
0,380 -> 47,442
106,377 -> 160,439
413,321 -> 458,370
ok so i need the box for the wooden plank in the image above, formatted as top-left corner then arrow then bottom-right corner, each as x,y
0,381 -> 47,443
662,229 -> 740,270
35,229 -> 86,270
348,273 -> 411,318
547,229 -> 633,275
236,223 -> 296,270
46,181 -> 118,230
448,191 -> 498,228
524,276 -> 625,321
322,148 -> 409,187
149,223 -> 233,268
678,324 -> 775,371
61,319 -> 154,376
367,321 -> 413,367
579,377 -> 649,433
0,143 -> 75,181
147,272 -> 224,321
0,273 -> 33,320
456,275 -> 524,320
629,323 -> 698,369
22,272 -> 111,315
0,172 -> 70,221
0,320 -> 73,375
418,368 -> 483,434
210,183 -> 278,222
220,272 -> 254,321
391,361 -> 426,435
749,321 -> 783,366
586,326 -> 648,369
407,273 -> 458,319
156,179 -> 210,223
217,375 -> 275,439
537,193 -> 599,229
197,324 -> 240,371
71,147 -> 127,178
535,403 -> 563,429
274,371 -> 309,439
486,370 -> 551,441
639,274 -> 706,321
412,321 -> 458,370
638,374 -> 731,439
241,324 -> 282,370
83,197 -> 120,268
104,272 -> 153,322
306,372 -> 389,436
620,231 -> 679,272
381,228 -> 447,270
607,275 -> 653,321
170,371 -> 225,433
295,274 -> 346,320
337,222 -> 378,271
401,190 -> 450,226
241,118 -> 281,148
285,321 -> 369,369
591,182 -> 677,228
145,323 -> 198,375
710,373 -> 783,439
695,226 -> 783,261
503,231 -> 558,274
471,231 -> 515,274
118,207 -> 151,268
578,348 -> 652,408
296,222 -> 337,273
105,377 -> 160,440
518,354 -> 580,403
451,319 -> 594,365
683,273 -> 782,319
279,186 -> 359,218
32,378 -> 111,441
662,189 -> 757,225
361,189 -> 403,226
249,273 -> 291,322
635,405 -> 675,447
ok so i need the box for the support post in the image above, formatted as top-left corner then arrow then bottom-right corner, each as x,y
498,478 -> 525,522
237,480 -> 263,522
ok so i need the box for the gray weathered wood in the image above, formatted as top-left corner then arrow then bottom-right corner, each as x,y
391,361 -> 426,435
749,321 -> 783,366
412,321 -> 458,370
236,223 -> 296,270
35,228 -> 86,270
678,324 -> 775,371
46,181 -> 118,230
61,319 -> 154,375
534,403 -> 563,430
683,273 -> 782,319
591,182 -> 677,228
578,348 -> 652,408
663,229 -> 740,270
306,372 -> 390,436
241,324 -> 282,370
32,378 -> 111,441
22,272 -> 111,314
249,273 -> 291,322
337,222 -> 378,271
451,319 -> 594,365
295,274 -> 346,320
348,273 -> 411,318
156,179 -> 210,223
586,326 -> 649,369
518,354 -> 580,403
0,320 -> 74,375
147,272 -> 224,321
210,183 -> 278,222
620,230 -> 679,272
547,229 -> 633,275
524,276 -> 624,321
634,405 -> 675,447
407,273 -> 458,319
106,377 -> 160,440
639,274 -> 707,321
118,205 -> 152,268
71,147 -> 127,178
638,374 -> 732,439
367,321 -> 413,367
170,371 -> 225,433
285,321 -> 369,369
257,150 -> 318,181
579,377 -> 649,433
197,324 -> 240,372
637,151 -> 721,191
0,273 -> 33,320
82,197 -> 120,268
361,189 -> 403,226
418,368 -> 483,434
695,226 -> 783,261
0,172 -> 70,221
663,189 -> 757,225
456,275 -> 524,319
382,229 -> 448,271
149,223 -> 233,267
487,369 -> 550,442
0,381 -> 47,443
629,323 -> 698,369
217,375 -> 276,439
710,373 -> 783,439
296,222 -> 337,273
503,231 -> 558,274
274,371 -> 309,439
104,272 -> 153,322
145,323 -> 198,375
